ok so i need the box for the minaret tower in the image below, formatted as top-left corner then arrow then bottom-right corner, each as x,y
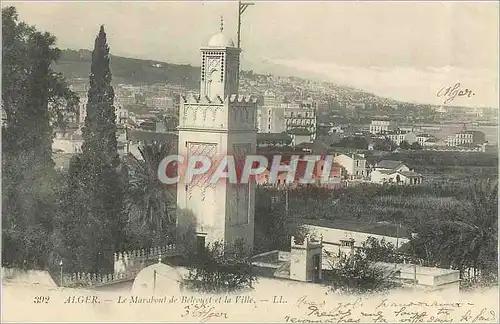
200,16 -> 241,98
176,17 -> 257,255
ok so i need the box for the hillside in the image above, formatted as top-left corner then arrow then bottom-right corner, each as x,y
53,49 -> 200,89
53,49 -> 392,102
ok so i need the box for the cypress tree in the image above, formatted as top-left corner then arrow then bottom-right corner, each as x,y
82,25 -> 119,167
64,25 -> 124,274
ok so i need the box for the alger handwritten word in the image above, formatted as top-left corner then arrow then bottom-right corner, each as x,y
437,82 -> 475,104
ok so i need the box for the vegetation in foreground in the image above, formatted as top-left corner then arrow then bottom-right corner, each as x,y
182,241 -> 257,293
323,251 -> 398,294
254,179 -> 498,288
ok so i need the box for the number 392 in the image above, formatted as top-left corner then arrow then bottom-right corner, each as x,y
33,296 -> 50,304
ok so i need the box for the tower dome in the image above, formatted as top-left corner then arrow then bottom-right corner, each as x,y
206,15 -> 235,48
207,32 -> 235,47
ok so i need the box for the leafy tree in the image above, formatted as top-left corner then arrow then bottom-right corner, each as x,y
409,179 -> 498,285
410,141 -> 422,150
324,251 -> 396,294
123,142 -> 177,249
2,6 -> 77,269
362,237 -> 404,263
442,179 -> 498,276
373,138 -> 393,151
62,26 -> 125,274
182,241 -> 257,293
254,186 -> 306,253
331,136 -> 368,150
399,140 -> 410,150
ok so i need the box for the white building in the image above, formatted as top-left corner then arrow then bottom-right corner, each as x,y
259,90 -> 286,134
385,130 -> 417,146
52,128 -> 83,154
302,219 -> 409,270
115,106 -> 129,125
259,92 -> 317,142
370,160 -> 423,185
176,24 -> 257,254
285,98 -> 317,142
373,160 -> 410,172
115,95 -> 136,107
446,130 -> 486,146
375,262 -> 460,294
421,138 -> 441,147
369,119 -> 397,134
415,133 -> 436,146
371,169 -> 423,185
146,96 -> 174,111
333,153 -> 367,179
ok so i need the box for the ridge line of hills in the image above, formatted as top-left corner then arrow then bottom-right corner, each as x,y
53,49 -> 399,104
53,49 -> 480,111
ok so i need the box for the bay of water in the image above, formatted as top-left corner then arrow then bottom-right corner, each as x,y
417,124 -> 498,145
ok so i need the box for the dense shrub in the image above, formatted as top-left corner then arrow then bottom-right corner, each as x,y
324,252 -> 397,294
182,241 -> 257,293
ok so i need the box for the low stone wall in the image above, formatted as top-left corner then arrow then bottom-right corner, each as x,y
1,268 -> 56,287
63,270 -> 139,288
114,244 -> 178,274
61,244 -> 180,288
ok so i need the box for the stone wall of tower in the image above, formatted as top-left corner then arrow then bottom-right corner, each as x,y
176,94 -> 258,254
224,49 -> 240,95
200,47 -> 241,100
177,28 -> 256,254
179,94 -> 257,131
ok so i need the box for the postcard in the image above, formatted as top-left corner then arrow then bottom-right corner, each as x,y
1,1 -> 498,323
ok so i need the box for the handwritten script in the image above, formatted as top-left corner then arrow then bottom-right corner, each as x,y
437,82 -> 475,104
284,295 -> 497,323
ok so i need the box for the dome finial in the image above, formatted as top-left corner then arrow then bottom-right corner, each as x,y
220,15 -> 224,33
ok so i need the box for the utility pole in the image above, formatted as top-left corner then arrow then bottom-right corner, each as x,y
285,186 -> 289,218
411,233 -> 418,291
59,260 -> 63,287
237,0 -> 255,49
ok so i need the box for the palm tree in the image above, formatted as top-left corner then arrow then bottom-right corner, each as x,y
123,141 -> 177,247
440,179 -> 498,280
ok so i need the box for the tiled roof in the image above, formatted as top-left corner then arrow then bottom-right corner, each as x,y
399,170 -> 422,178
376,160 -> 404,169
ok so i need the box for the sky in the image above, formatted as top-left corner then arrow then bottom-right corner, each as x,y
5,1 -> 499,108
